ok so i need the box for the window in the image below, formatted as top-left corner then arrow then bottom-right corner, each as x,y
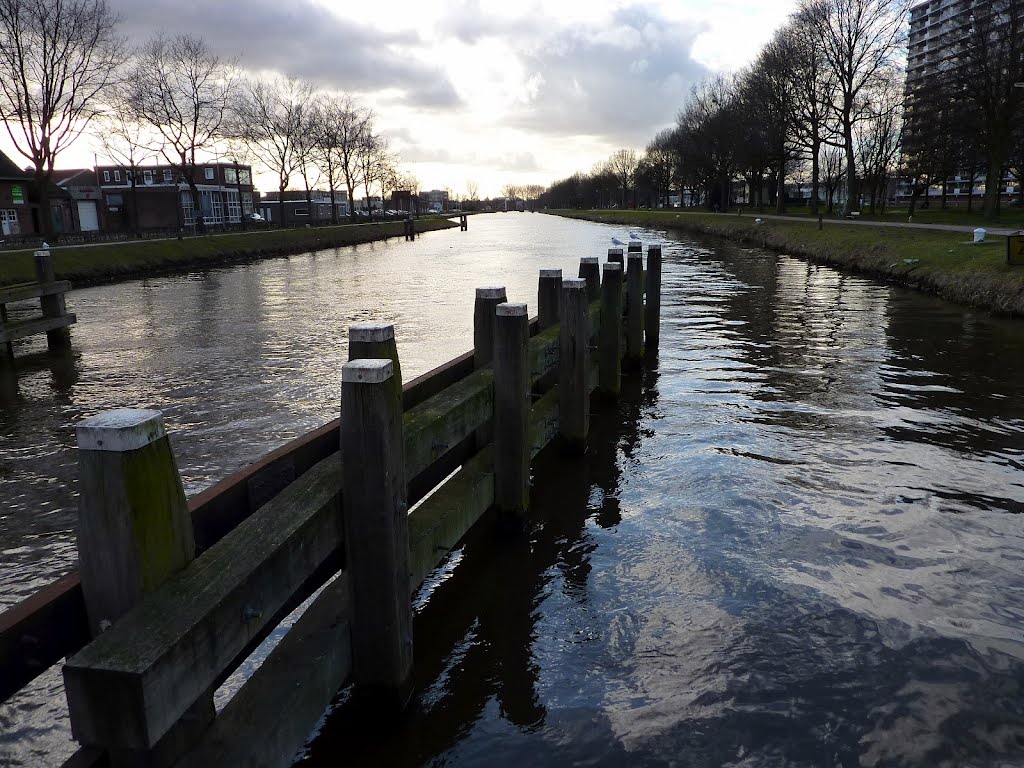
143,170 -> 154,185
242,192 -> 253,214
163,169 -> 173,182
205,167 -> 215,180
294,207 -> 309,216
105,193 -> 123,206
225,189 -> 240,223
224,167 -> 237,184
239,169 -> 251,185
181,191 -> 195,226
114,169 -> 120,182
103,170 -> 110,182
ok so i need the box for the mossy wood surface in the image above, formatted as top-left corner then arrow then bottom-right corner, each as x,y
63,454 -> 343,750
404,367 -> 494,481
178,576 -> 351,768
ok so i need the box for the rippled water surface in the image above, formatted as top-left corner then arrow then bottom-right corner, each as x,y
3,214 -> 1024,766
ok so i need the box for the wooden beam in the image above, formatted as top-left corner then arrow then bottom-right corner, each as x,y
177,576 -> 352,768
0,313 -> 77,343
0,280 -> 71,303
63,454 -> 344,751
408,447 -> 494,591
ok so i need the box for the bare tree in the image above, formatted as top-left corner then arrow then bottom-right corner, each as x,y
855,68 -> 903,213
800,0 -> 908,213
465,180 -> 479,203
311,93 -> 370,222
126,33 -> 237,233
606,148 -> 639,208
232,76 -> 313,228
0,0 -> 123,236
93,104 -> 153,235
952,0 -> 1024,218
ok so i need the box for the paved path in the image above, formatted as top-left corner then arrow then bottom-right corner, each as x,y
702,211 -> 1020,237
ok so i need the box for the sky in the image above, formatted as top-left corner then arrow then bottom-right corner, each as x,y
4,0 -> 795,199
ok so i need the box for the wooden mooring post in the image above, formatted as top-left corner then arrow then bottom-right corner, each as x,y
459,213 -> 468,231
403,217 -> 416,241
0,249 -> 75,361
559,278 -> 589,453
578,256 -> 601,304
494,303 -> 529,527
538,269 -> 561,331
473,286 -> 507,369
645,245 -> 662,353
349,322 -> 402,406
69,408 -> 214,766
599,262 -> 623,398
625,253 -> 644,365
607,247 -> 624,266
627,241 -> 642,254
340,358 -> 413,708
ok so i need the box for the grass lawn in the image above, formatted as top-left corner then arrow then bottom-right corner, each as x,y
0,218 -> 458,287
550,209 -> 1024,315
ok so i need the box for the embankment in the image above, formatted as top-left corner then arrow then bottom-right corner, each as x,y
551,209 -> 1024,316
0,218 -> 459,288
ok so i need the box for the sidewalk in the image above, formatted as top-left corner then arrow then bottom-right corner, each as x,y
714,211 -> 1019,237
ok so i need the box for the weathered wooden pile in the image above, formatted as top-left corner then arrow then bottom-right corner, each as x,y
0,249 -> 75,362
0,244 -> 663,768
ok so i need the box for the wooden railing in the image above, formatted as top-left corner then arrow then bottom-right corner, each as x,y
0,245 -> 663,767
0,250 -> 75,361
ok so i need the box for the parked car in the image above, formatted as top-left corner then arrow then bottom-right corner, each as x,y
243,212 -> 265,223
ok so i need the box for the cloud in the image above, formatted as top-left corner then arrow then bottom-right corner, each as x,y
399,145 -> 539,173
445,3 -> 711,146
109,0 -> 462,109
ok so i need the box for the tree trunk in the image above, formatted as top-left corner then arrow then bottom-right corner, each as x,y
810,142 -> 821,215
983,156 -> 1003,219
279,182 -> 287,228
188,181 -> 205,234
844,122 -> 858,214
775,156 -> 786,216
36,170 -> 53,238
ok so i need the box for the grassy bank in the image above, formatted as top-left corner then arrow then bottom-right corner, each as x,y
0,218 -> 459,288
551,209 -> 1024,316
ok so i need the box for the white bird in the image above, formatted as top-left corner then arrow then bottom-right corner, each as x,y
629,232 -> 641,240
754,218 -> 764,225
611,237 -> 625,246
41,241 -> 49,248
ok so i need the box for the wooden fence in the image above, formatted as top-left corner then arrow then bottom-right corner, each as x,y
0,245 -> 663,767
0,250 -> 75,361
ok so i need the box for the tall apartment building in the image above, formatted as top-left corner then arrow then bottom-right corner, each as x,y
900,0 -> 1020,202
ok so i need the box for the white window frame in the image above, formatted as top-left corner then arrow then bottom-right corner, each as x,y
225,189 -> 241,223
103,170 -> 110,182
163,169 -> 173,183
205,167 -> 215,181
143,170 -> 154,185
114,169 -> 120,182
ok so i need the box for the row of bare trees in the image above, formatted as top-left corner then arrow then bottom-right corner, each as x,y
543,0 -> 1024,220
0,0 -> 413,236
543,0 -> 909,216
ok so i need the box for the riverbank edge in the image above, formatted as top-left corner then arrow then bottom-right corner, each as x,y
0,218 -> 460,289
549,209 -> 1024,317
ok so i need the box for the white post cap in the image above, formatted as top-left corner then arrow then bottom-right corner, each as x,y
476,286 -> 507,299
563,278 -> 587,290
496,302 -> 528,317
342,359 -> 394,384
349,323 -> 395,343
540,269 -> 562,279
580,256 -> 599,264
603,262 -> 622,272
77,409 -> 166,452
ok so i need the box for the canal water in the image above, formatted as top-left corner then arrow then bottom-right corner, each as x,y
3,213 -> 1024,766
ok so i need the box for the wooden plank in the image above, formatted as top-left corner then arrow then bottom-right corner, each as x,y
0,280 -> 71,303
408,447 -> 495,591
403,366 -> 493,481
178,576 -> 352,768
0,573 -> 89,702
528,322 -> 560,385
0,313 -> 76,343
62,454 -> 344,751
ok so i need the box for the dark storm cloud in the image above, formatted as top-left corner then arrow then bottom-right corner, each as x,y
109,0 -> 462,108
